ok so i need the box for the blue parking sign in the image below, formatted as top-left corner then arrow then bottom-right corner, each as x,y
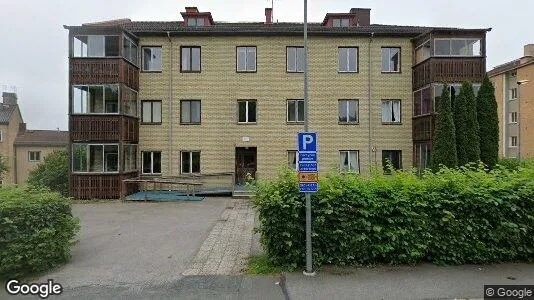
298,132 -> 317,153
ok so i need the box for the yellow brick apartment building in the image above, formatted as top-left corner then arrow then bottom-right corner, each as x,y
65,7 -> 489,199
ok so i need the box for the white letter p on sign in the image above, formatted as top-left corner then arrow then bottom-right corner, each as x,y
303,135 -> 313,150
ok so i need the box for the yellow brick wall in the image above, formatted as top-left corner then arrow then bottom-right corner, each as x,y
15,145 -> 67,184
517,64 -> 534,158
138,35 -> 413,180
0,110 -> 22,185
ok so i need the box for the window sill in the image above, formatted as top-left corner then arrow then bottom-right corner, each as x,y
236,70 -> 257,73
286,71 -> 304,74
180,70 -> 202,73
141,122 -> 162,125
237,122 -> 257,125
338,71 -> 359,74
382,122 -> 403,125
381,71 -> 401,74
338,122 -> 359,125
413,113 -> 433,118
141,70 -> 162,73
72,172 -> 121,175
286,121 -> 305,125
180,123 -> 202,125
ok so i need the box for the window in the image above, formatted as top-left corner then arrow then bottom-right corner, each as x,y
338,47 -> 358,72
433,83 -> 480,112
72,85 -> 119,114
382,150 -> 402,172
141,101 -> 162,124
415,41 -> 431,64
338,99 -> 359,123
339,151 -> 359,173
72,144 -> 119,173
332,18 -> 350,27
187,18 -> 205,27
414,142 -> 431,173
142,151 -> 161,174
434,39 -> 481,56
510,88 -> 518,100
123,37 -> 138,64
510,136 -> 518,147
381,47 -> 400,72
381,100 -> 401,123
73,35 -> 120,57
28,151 -> 41,162
509,112 -> 518,124
181,151 -> 200,174
180,100 -> 201,124
123,144 -> 138,172
142,47 -> 162,71
287,99 -> 305,123
122,87 -> 138,117
236,47 -> 256,72
287,47 -> 304,72
0,130 -> 3,142
287,151 -> 297,170
181,47 -> 201,72
237,100 -> 257,123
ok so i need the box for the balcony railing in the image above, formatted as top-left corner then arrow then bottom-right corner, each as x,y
71,172 -> 138,199
412,115 -> 434,141
70,115 -> 139,142
412,57 -> 485,90
70,58 -> 139,90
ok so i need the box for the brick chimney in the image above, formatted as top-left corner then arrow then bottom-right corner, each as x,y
350,8 -> 371,26
524,44 -> 534,57
18,122 -> 26,133
2,92 -> 17,105
265,8 -> 273,25
185,7 -> 199,13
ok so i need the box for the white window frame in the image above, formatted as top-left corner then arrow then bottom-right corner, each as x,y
434,38 -> 482,57
509,112 -> 518,124
510,88 -> 518,100
287,150 -> 297,170
141,151 -> 162,174
237,100 -> 257,123
339,150 -> 360,173
381,47 -> 401,73
338,47 -> 358,73
180,151 -> 201,174
287,99 -> 305,123
141,46 -> 162,72
72,84 -> 120,115
381,99 -> 402,123
236,46 -> 257,72
287,47 -> 304,73
338,99 -> 359,123
71,143 -> 120,173
28,151 -> 41,162
510,136 -> 518,147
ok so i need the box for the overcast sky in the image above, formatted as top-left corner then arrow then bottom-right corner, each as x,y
0,0 -> 531,130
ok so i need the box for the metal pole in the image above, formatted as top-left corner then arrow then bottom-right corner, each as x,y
303,0 -> 315,277
517,83 -> 521,162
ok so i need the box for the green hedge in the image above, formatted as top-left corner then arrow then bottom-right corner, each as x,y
0,186 -> 80,279
253,165 -> 534,268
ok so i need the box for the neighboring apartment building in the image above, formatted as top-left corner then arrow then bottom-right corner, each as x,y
0,92 -> 68,186
64,6 -> 489,199
488,44 -> 534,159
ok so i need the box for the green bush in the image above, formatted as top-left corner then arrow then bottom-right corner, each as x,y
498,158 -> 534,171
0,186 -> 80,279
253,166 -> 534,268
27,150 -> 69,196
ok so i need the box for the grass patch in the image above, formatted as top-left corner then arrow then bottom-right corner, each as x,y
245,255 -> 292,275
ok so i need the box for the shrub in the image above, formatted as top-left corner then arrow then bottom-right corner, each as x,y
253,165 -> 534,267
27,150 -> 68,196
477,76 -> 500,168
0,186 -> 80,279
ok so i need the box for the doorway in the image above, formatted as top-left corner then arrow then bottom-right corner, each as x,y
235,147 -> 257,186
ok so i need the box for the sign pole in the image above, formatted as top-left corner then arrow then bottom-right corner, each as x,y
303,0 -> 315,277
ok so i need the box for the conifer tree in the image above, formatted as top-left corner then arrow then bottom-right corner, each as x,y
429,84 -> 457,170
476,76 -> 499,168
453,82 -> 480,165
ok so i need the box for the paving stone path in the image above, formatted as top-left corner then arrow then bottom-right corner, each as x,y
183,198 -> 257,275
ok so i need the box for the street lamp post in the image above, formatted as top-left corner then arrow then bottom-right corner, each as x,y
516,79 -> 529,161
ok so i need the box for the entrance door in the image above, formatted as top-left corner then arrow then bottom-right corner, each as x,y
235,147 -> 257,186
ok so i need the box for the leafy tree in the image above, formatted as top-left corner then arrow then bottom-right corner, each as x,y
453,82 -> 480,165
27,150 -> 68,196
0,154 -> 7,177
430,84 -> 457,170
477,76 -> 499,168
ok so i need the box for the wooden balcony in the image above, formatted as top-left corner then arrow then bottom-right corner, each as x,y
70,58 -> 139,90
70,115 -> 139,142
412,115 -> 435,141
412,57 -> 485,90
70,172 -> 138,199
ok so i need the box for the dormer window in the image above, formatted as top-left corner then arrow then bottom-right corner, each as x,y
187,17 -> 205,27
333,18 -> 350,27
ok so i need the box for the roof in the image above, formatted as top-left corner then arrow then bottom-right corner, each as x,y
14,130 -> 69,147
488,57 -> 534,77
0,104 -> 17,125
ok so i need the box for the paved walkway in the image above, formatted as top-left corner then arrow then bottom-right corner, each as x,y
183,199 -> 257,275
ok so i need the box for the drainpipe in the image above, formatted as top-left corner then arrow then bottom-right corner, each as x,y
167,32 -> 173,175
368,32 -> 374,171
